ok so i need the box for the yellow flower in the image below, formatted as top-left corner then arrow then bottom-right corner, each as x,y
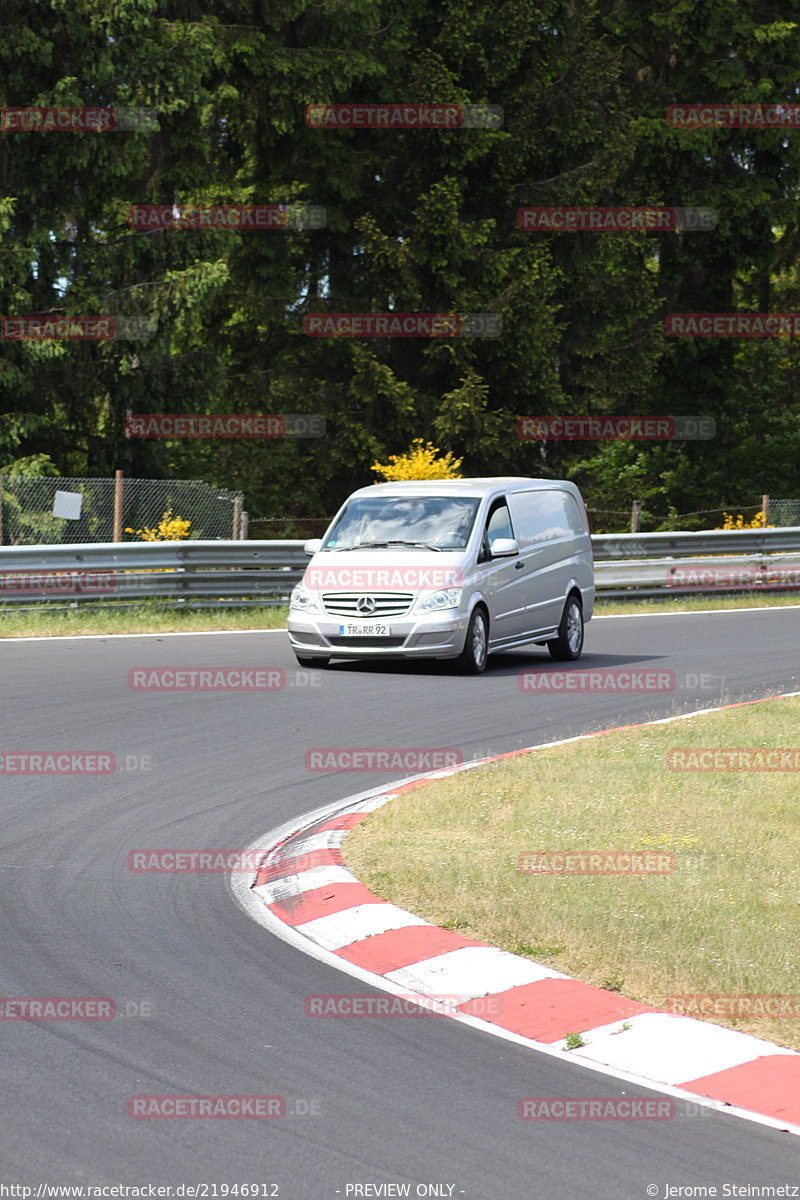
126,507 -> 191,541
372,439 -> 463,481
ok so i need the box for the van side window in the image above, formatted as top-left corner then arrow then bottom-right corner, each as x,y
506,490 -> 574,547
480,501 -> 514,559
564,493 -> 588,536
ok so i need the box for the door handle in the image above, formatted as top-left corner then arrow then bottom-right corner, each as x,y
515,560 -> 525,570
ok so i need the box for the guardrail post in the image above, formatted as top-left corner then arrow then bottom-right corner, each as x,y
113,470 -> 124,542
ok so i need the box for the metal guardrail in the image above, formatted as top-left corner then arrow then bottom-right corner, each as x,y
0,528 -> 799,608
594,553 -> 800,599
591,526 -> 800,558
0,540 -> 308,571
0,540 -> 308,608
592,526 -> 800,599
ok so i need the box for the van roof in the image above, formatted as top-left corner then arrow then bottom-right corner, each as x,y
352,477 -> 578,498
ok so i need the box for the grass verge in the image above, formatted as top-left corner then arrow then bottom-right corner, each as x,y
345,696 -> 800,1049
595,592 -> 800,616
0,602 -> 289,638
1,592 -> 797,638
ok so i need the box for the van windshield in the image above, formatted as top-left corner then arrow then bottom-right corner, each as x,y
323,496 -> 481,551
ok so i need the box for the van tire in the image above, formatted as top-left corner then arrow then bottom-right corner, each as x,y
456,607 -> 488,674
547,594 -> 584,661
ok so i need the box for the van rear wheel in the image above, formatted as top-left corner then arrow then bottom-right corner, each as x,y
456,607 -> 488,674
547,595 -> 584,661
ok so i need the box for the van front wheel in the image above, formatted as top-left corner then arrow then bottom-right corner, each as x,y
456,607 -> 488,674
547,595 -> 584,661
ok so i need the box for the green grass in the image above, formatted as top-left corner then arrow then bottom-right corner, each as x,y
595,592 -> 800,616
345,696 -> 800,1049
0,602 -> 289,638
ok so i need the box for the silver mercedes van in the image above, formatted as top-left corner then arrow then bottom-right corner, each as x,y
287,477 -> 594,673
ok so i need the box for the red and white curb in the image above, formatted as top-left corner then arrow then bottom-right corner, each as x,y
231,692 -> 800,1136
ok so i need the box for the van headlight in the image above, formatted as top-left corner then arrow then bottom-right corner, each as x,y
416,588 -> 462,613
290,584 -> 320,613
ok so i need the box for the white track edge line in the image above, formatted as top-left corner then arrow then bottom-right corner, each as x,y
0,627 -> 287,643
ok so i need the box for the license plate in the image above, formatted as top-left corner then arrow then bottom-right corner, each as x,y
338,623 -> 391,636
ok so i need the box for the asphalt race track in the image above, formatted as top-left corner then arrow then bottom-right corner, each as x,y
2,607 -> 800,1197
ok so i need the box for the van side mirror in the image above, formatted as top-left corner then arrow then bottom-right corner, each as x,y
303,538 -> 322,556
489,537 -> 519,557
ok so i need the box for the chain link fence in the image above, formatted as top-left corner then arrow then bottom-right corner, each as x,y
250,506 -> 799,538
0,476 -> 244,545
588,499 -> 800,532
768,498 -> 800,526
5,484 -> 796,547
587,505 -> 768,533
247,517 -> 332,540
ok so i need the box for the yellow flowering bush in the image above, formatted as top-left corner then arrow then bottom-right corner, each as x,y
125,507 -> 192,541
718,510 -> 772,530
371,439 -> 463,481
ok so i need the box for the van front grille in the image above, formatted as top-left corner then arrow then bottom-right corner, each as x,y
322,592 -> 413,617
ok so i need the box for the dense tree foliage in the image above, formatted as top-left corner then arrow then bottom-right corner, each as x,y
1,0 -> 798,527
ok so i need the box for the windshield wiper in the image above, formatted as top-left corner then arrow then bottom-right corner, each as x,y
331,539 -> 443,552
385,539 -> 443,552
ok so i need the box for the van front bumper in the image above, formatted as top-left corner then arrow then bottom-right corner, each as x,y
287,610 -> 468,659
